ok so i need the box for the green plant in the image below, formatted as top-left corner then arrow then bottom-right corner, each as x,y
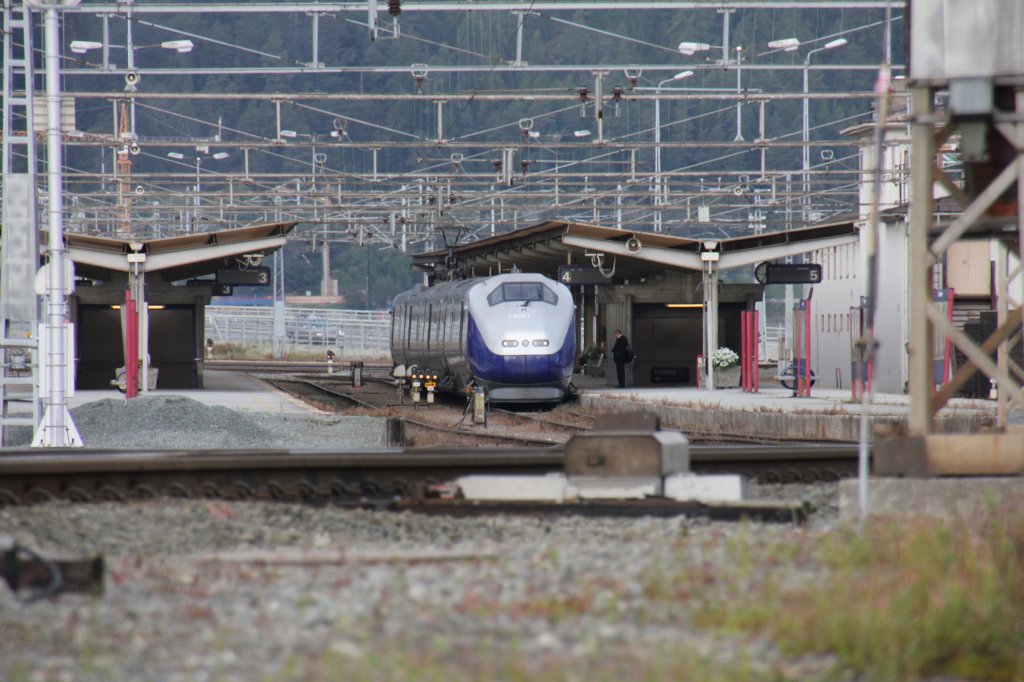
580,345 -> 602,365
695,509 -> 1024,681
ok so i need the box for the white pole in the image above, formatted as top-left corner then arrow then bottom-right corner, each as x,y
34,4 -> 82,447
802,57 -> 811,224
654,85 -> 662,232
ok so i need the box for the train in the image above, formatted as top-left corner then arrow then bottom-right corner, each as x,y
390,272 -> 576,403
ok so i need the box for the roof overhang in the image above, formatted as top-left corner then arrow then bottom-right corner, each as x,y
56,221 -> 298,282
411,219 -> 860,278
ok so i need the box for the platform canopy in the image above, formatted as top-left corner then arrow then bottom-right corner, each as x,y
49,221 -> 298,282
410,219 -> 860,280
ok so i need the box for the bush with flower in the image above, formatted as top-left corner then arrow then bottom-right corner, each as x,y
710,347 -> 740,369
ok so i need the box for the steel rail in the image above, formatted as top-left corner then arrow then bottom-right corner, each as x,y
0,443 -> 862,474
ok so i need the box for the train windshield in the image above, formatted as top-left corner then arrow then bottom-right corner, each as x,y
487,281 -> 558,306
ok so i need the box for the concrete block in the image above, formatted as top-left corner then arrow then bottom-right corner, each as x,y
839,477 -> 1024,521
664,473 -> 748,503
457,474 -> 567,502
565,476 -> 662,500
564,430 -> 689,477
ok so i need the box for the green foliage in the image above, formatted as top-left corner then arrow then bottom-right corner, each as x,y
282,240 -> 419,308
695,510 -> 1024,681
579,345 -> 602,364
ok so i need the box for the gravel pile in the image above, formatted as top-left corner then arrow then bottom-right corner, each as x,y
0,395 -> 848,680
2,395 -> 389,450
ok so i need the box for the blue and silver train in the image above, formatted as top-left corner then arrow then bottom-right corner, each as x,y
390,273 -> 576,403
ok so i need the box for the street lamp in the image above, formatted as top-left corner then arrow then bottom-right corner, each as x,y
70,39 -> 194,54
167,150 -> 229,232
654,70 -> 693,232
788,37 -> 848,223
69,39 -> 194,137
677,42 -> 711,56
803,39 -> 847,218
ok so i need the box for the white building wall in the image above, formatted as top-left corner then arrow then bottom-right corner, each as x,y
807,119 -> 914,392
809,241 -> 861,389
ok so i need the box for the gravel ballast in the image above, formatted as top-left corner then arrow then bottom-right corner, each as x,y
0,395 -> 849,681
3,395 -> 389,450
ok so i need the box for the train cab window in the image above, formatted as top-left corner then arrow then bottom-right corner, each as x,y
487,282 -> 558,306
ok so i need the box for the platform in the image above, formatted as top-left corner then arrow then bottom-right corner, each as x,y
576,380 -> 1005,442
64,370 -> 322,416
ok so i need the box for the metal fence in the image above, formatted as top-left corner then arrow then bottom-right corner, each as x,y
205,306 -> 391,357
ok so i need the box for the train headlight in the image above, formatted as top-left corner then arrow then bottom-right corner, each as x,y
521,339 -> 529,347
501,340 -> 520,347
531,339 -> 550,347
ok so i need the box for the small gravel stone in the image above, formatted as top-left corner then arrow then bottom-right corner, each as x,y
2,395 -> 389,450
0,394 -> 851,680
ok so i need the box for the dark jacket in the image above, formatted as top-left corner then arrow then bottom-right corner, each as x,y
611,335 -> 631,363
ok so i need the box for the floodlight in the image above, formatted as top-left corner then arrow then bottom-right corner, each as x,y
69,40 -> 102,53
677,41 -> 710,56
160,40 -> 194,53
768,38 -> 801,51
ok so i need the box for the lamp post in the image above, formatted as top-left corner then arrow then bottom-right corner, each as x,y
801,38 -> 847,223
167,150 -> 229,232
68,40 -> 194,135
70,37 -> 194,106
654,70 -> 693,232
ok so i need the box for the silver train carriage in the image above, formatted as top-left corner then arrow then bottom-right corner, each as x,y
390,273 -> 576,402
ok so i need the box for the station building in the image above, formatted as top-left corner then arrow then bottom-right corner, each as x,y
409,219 -> 858,388
62,221 -> 295,390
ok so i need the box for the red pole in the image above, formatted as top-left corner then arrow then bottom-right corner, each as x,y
125,289 -> 138,399
753,310 -> 760,393
748,311 -> 754,391
942,288 -> 955,386
741,311 -> 748,391
803,292 -> 813,397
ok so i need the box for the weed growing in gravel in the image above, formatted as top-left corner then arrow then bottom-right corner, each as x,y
278,634 -> 780,682
695,508 -> 1024,681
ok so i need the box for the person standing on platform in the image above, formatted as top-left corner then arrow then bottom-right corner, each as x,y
611,329 -> 631,388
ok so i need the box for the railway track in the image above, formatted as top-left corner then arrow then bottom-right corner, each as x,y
192,367 -> 863,485
0,438 -> 860,509
0,448 -> 813,523
206,359 -> 392,377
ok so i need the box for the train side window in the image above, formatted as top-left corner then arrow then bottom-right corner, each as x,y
459,303 -> 466,345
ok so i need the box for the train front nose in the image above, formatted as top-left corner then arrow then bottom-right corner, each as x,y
493,324 -> 575,384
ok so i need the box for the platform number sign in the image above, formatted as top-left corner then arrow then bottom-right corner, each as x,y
216,266 -> 271,286
557,264 -> 612,286
754,262 -> 822,285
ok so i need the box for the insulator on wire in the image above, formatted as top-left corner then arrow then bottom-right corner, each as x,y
388,0 -> 401,16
